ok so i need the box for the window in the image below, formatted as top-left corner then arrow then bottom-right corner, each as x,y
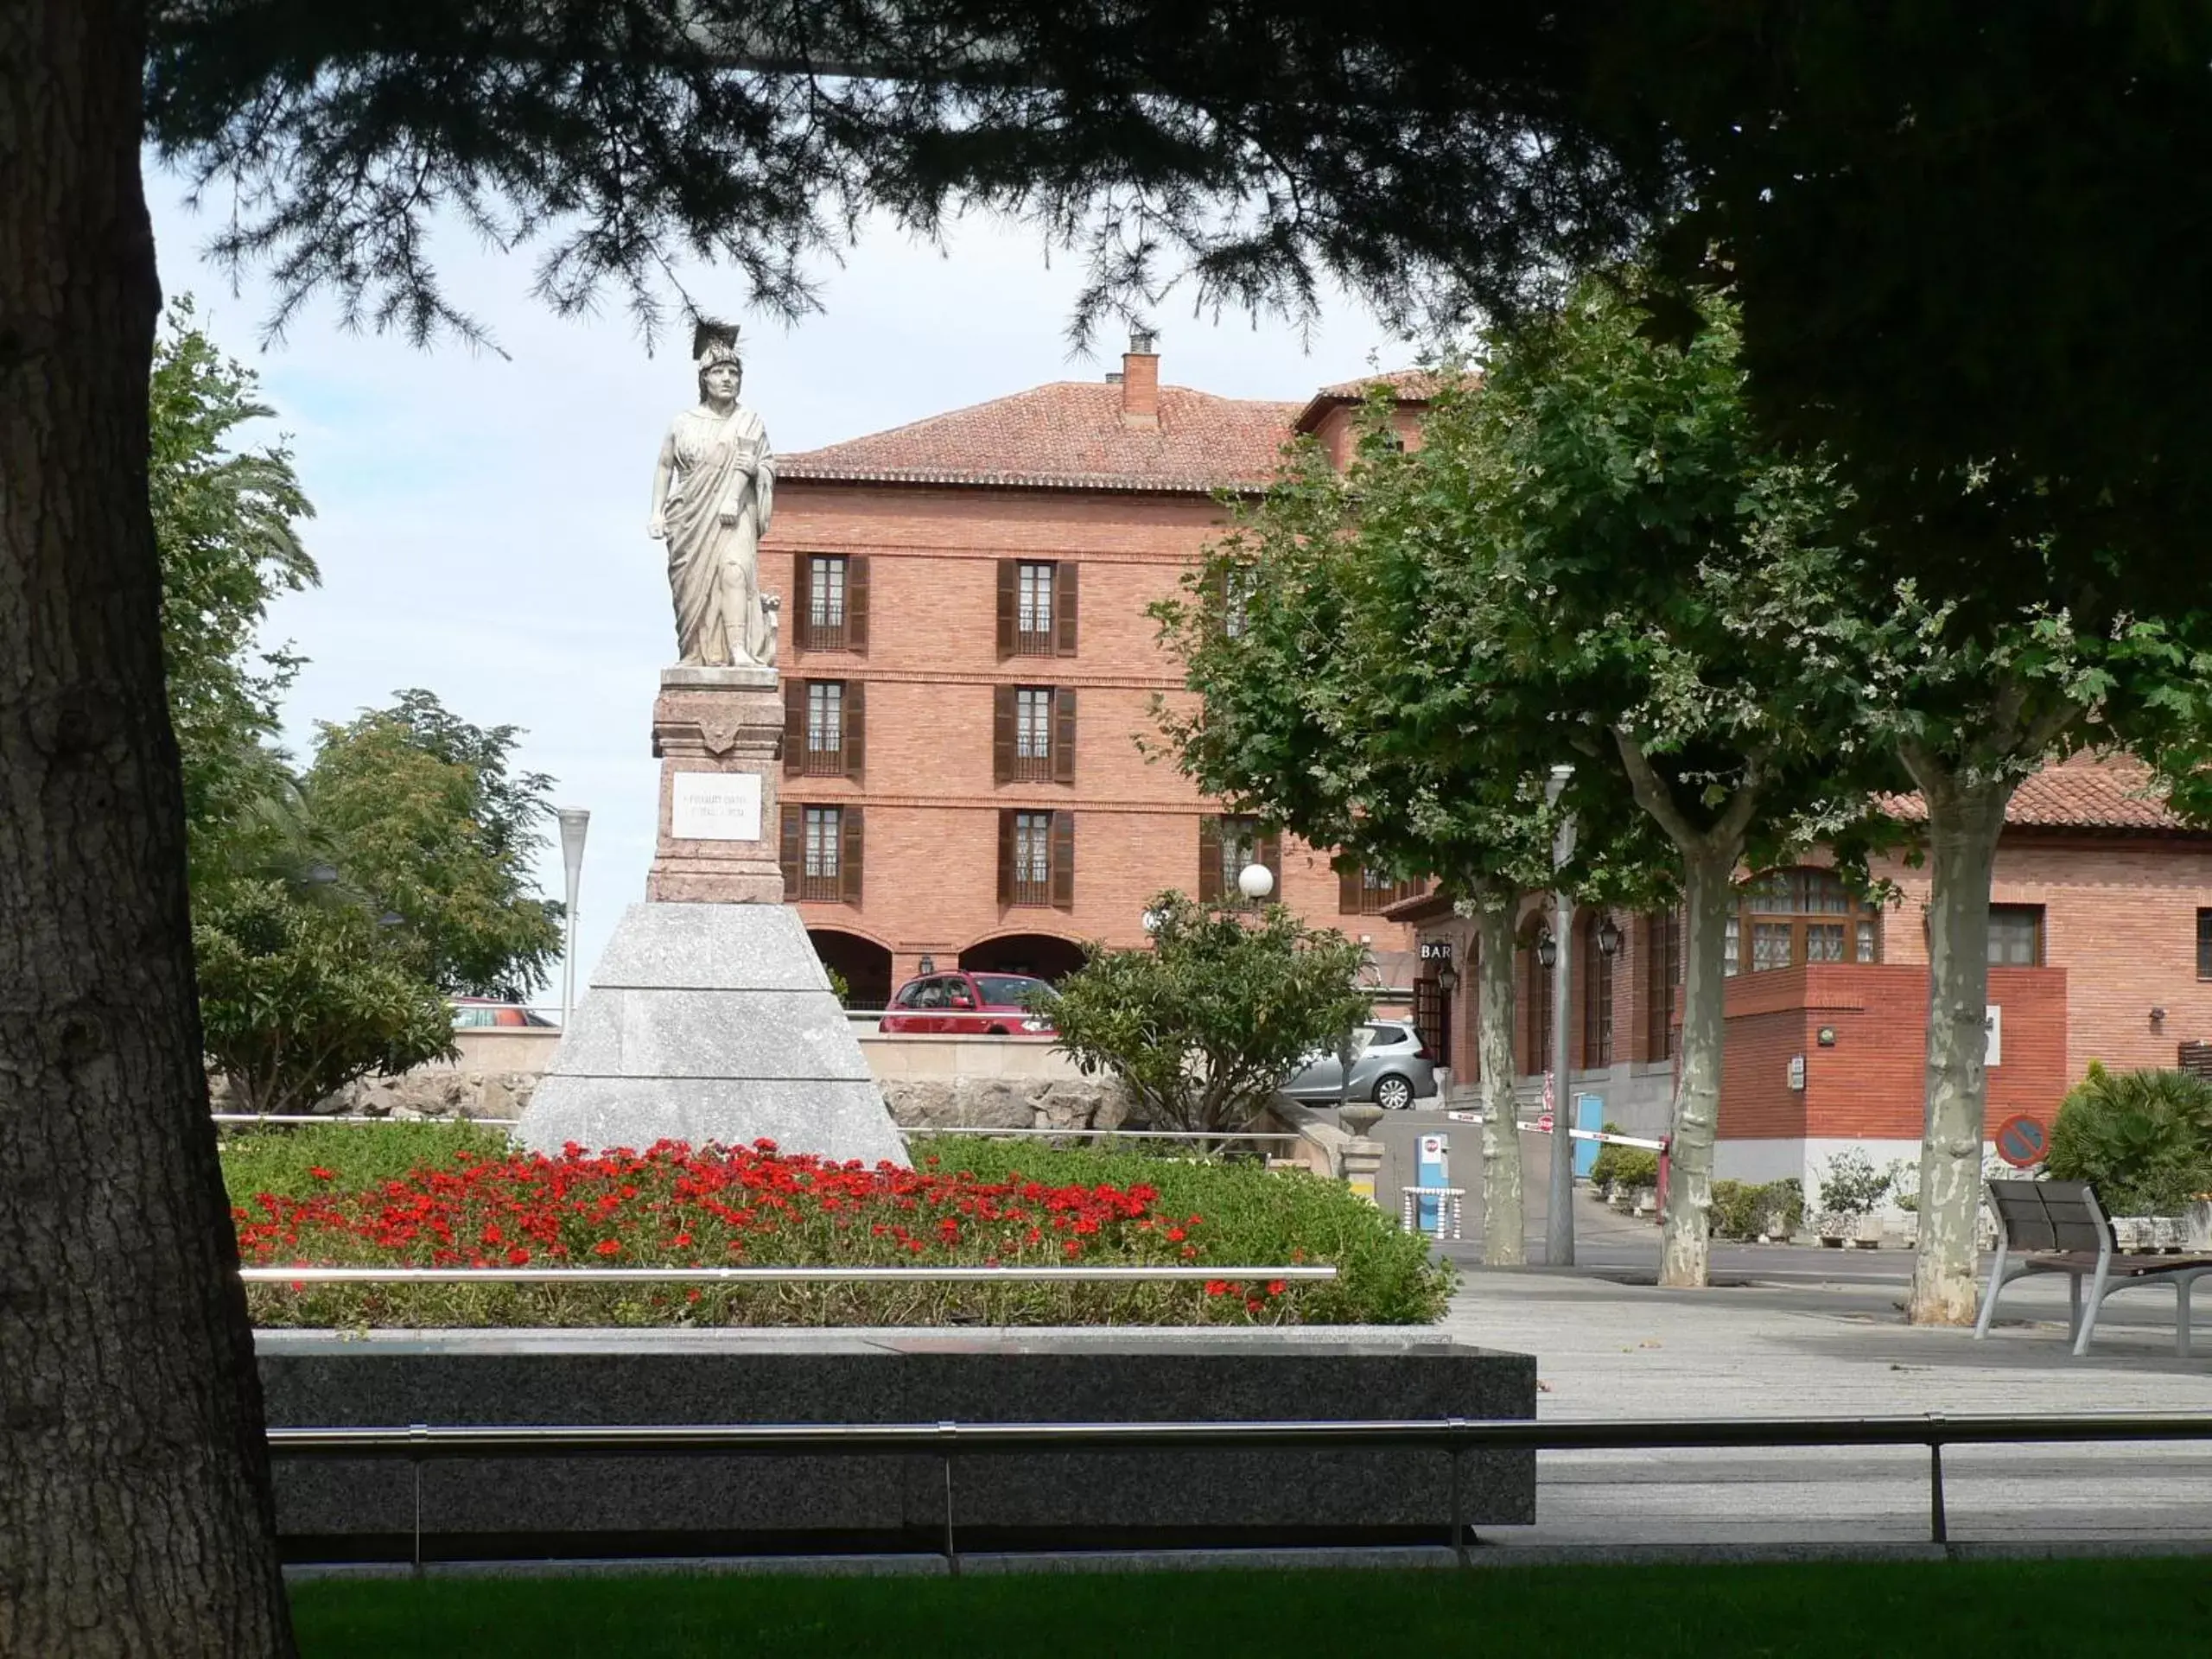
2201,909 -> 2212,980
1724,868 -> 1880,976
999,809 -> 1074,909
1201,815 -> 1279,905
1339,863 -> 1423,915
1222,565 -> 1256,639
1525,930 -> 1554,1075
1581,918 -> 1615,1069
804,682 -> 843,773
1647,909 -> 1681,1062
997,560 -> 1078,658
1988,905 -> 2045,967
994,685 -> 1076,784
783,679 -> 865,780
778,803 -> 862,903
802,806 -> 841,899
794,554 -> 869,652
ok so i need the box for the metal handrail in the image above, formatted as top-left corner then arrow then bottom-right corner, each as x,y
902,1126 -> 1303,1143
213,1114 -> 521,1127
264,1409 -> 2212,1458
262,1408 -> 2212,1568
240,1264 -> 1337,1286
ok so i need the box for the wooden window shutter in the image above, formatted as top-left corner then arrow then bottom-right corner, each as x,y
1338,857 -> 1363,914
842,681 -> 866,782
779,803 -> 803,897
839,806 -> 865,905
1051,811 -> 1075,909
1052,687 -> 1077,785
783,679 -> 805,776
1259,830 -> 1282,888
1198,816 -> 1224,902
845,555 -> 869,652
1055,561 -> 1080,656
991,685 -> 1016,785
791,556 -> 813,651
995,561 -> 1017,658
996,810 -> 1014,906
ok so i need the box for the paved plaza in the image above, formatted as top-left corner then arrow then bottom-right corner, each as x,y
1402,1124 -> 2212,1551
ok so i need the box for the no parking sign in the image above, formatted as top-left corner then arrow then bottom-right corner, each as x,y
1994,1113 -> 2048,1169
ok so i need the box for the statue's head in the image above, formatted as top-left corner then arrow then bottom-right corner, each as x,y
692,318 -> 744,403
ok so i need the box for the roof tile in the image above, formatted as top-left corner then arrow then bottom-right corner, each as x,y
1885,753 -> 2189,831
779,382 -> 1305,493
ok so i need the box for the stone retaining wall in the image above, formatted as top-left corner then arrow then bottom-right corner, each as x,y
260,1327 -> 1535,1560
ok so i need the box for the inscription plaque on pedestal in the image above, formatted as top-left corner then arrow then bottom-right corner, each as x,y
671,772 -> 762,842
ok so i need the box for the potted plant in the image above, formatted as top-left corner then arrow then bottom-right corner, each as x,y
1815,1148 -> 1891,1249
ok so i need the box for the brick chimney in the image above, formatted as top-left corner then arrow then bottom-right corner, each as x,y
1121,328 -> 1159,429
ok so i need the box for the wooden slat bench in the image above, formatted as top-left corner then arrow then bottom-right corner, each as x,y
1974,1179 -> 2212,1357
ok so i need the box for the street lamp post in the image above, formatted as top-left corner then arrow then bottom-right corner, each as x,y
557,808 -> 590,1030
1544,763 -> 1577,1267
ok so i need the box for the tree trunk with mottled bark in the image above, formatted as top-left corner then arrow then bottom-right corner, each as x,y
1659,843 -> 1736,1288
1904,757 -> 2015,1326
1472,892 -> 1524,1266
0,2 -> 297,1651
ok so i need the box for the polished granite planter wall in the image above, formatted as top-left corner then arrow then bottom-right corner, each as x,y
259,1326 -> 1535,1560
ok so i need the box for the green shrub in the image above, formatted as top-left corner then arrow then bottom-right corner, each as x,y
1590,1127 -> 1658,1191
1709,1178 -> 1806,1241
2044,1062 -> 2212,1214
1816,1148 -> 1890,1217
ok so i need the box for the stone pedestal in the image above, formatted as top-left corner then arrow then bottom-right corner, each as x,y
516,664 -> 907,1165
647,665 -> 785,904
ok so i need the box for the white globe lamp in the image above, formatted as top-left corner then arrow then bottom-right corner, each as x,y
1236,861 -> 1274,901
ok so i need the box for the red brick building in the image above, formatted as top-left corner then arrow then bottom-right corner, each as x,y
760,339 -> 1427,1007
1388,752 -> 2212,1193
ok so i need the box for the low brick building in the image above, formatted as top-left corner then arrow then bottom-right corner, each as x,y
1388,752 -> 2212,1191
760,340 -> 1427,1007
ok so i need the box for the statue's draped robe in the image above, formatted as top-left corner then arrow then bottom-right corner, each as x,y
664,402 -> 777,666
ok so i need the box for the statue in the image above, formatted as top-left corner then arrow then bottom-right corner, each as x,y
648,320 -> 778,668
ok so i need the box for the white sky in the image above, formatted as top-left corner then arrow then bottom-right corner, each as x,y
146,168 -> 1411,1003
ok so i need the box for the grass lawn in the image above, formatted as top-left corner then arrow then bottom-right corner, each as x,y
290,1558 -> 2212,1657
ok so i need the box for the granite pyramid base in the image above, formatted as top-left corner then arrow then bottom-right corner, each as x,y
518,902 -> 908,1167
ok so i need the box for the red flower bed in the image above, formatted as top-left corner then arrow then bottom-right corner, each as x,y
234,1138 -> 1298,1328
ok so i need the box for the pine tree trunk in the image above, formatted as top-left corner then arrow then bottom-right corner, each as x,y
0,3 -> 297,1652
1473,894 -> 1524,1266
1907,762 -> 2013,1325
1659,843 -> 1736,1288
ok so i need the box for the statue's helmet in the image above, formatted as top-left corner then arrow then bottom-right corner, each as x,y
692,318 -> 743,377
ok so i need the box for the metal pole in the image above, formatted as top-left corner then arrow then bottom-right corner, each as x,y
557,807 -> 590,1028
1546,765 -> 1576,1268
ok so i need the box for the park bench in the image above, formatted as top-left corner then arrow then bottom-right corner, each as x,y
1974,1179 -> 2212,1357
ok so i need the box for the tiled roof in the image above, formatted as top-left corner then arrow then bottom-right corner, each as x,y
779,383 -> 1305,493
1885,753 -> 2192,832
1293,369 -> 1445,432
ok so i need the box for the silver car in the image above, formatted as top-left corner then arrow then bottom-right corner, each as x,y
1279,1021 -> 1440,1111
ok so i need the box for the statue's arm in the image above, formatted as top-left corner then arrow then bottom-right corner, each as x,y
647,429 -> 677,538
755,439 -> 775,537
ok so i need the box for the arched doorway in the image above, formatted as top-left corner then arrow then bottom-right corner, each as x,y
958,932 -> 1087,983
807,928 -> 894,1010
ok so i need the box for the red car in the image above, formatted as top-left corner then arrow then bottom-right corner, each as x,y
877,971 -> 1054,1035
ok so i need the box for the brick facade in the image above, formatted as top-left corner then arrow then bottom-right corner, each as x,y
760,349 -> 1421,1005
1392,820 -> 2212,1167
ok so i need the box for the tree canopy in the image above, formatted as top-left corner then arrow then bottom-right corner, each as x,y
150,299 -> 318,877
145,3 -> 2212,581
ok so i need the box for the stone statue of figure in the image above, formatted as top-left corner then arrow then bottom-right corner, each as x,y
648,320 -> 778,668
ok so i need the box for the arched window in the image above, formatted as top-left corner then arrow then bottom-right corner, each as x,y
1580,914 -> 1614,1068
1521,921 -> 1554,1073
1725,868 -> 1881,976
